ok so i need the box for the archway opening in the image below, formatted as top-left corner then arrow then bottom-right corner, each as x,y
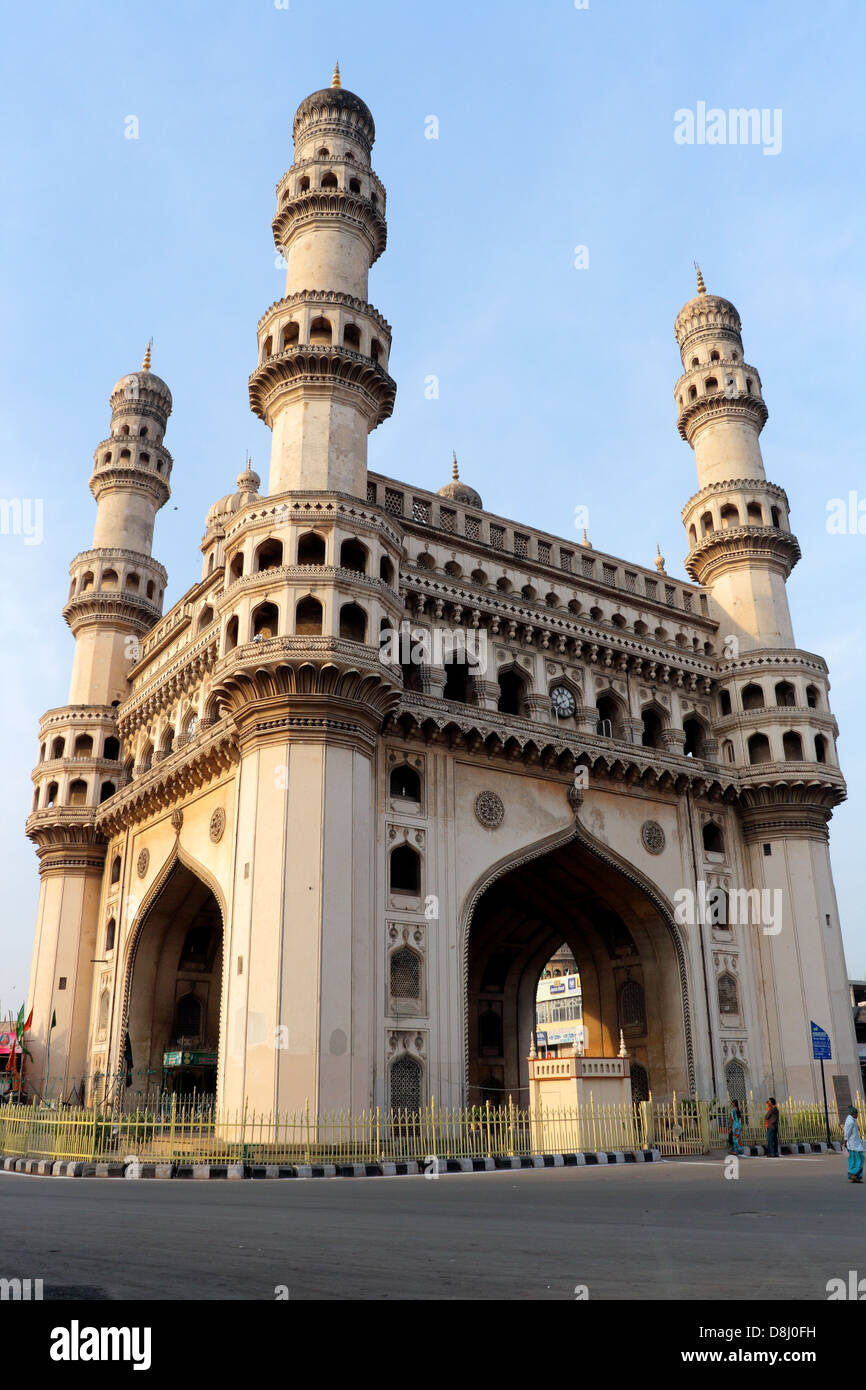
466,835 -> 690,1107
125,862 -> 223,1106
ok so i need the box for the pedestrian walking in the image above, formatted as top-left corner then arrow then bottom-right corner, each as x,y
764,1096 -> 780,1157
843,1105 -> 863,1184
730,1101 -> 743,1156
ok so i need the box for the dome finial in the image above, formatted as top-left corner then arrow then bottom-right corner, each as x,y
655,542 -> 666,574
331,60 -> 341,89
142,338 -> 152,371
694,261 -> 706,295
452,451 -> 459,482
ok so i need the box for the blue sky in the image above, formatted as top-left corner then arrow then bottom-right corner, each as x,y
0,0 -> 864,1009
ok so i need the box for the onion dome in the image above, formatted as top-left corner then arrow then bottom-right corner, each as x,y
206,463 -> 261,532
674,264 -> 742,352
437,452 -> 482,510
110,342 -> 173,413
293,63 -> 375,146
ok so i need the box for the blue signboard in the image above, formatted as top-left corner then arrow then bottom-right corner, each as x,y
535,1032 -> 547,1046
811,1021 -> 832,1060
567,976 -> 577,991
550,982 -> 566,995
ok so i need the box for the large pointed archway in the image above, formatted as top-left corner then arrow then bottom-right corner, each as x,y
463,827 -> 693,1106
122,860 -> 225,1105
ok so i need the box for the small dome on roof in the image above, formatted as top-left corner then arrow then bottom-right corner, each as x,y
206,465 -> 261,532
437,452 -> 482,511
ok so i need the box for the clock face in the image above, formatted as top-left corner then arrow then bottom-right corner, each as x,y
551,685 -> 576,718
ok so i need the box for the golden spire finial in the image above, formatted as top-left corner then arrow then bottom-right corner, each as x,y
331,61 -> 341,89
695,262 -> 706,295
655,542 -> 666,574
452,451 -> 459,481
142,339 -> 152,372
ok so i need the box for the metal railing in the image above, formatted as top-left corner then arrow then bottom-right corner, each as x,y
0,1093 -> 852,1167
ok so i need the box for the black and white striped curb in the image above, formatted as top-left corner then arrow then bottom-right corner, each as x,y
731,1141 -> 843,1157
1,1149 -> 661,1180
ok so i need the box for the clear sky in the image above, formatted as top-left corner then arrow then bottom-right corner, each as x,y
0,0 -> 864,1011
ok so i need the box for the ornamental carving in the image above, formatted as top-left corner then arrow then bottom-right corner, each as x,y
641,820 -> 665,855
209,806 -> 226,843
136,848 -> 149,878
474,790 -> 504,829
171,808 -> 184,833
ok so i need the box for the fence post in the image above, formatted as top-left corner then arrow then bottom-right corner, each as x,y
640,1099 -> 654,1150
698,1099 -> 710,1154
168,1091 -> 176,1161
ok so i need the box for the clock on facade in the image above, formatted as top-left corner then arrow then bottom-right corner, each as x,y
550,686 -> 576,718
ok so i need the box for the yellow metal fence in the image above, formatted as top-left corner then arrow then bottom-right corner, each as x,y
0,1093 -> 853,1166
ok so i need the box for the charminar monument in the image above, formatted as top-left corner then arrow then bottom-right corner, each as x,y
23,68 -> 858,1114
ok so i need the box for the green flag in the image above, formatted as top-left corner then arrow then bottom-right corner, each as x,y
50,1011 -> 56,1029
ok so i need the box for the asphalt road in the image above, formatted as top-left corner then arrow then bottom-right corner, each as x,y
0,1152 -> 858,1300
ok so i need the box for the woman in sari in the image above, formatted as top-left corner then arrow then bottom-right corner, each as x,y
730,1101 -> 743,1156
843,1105 -> 863,1183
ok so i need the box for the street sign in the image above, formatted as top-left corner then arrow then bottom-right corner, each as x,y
811,1021 -> 832,1060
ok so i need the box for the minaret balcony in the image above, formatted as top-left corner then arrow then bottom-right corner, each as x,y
676,387 -> 768,443
248,343 -> 396,428
685,525 -> 801,585
276,157 -> 386,211
271,187 -> 387,263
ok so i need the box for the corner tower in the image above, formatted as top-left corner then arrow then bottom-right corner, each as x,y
675,268 -> 800,651
249,64 -> 396,499
25,349 -> 172,1094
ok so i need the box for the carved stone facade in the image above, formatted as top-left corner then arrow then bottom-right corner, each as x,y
22,73 -> 858,1114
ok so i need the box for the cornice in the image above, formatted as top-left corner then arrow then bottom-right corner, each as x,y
685,526 -> 801,584
249,345 -> 396,427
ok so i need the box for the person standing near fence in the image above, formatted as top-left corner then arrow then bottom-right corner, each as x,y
843,1105 -> 863,1184
730,1101 -> 743,1156
764,1097 -> 780,1157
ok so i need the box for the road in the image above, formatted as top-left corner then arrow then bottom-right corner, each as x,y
0,1152 -> 857,1300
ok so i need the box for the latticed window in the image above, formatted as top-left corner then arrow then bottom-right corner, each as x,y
725,1059 -> 747,1108
621,979 -> 646,1029
700,594 -> 709,614
390,947 -> 421,999
366,481 -> 377,504
464,515 -> 480,541
624,570 -> 637,594
630,1061 -> 649,1104
537,541 -> 551,566
682,592 -> 692,613
390,1054 -> 422,1112
718,973 -> 739,1015
384,488 -> 403,517
581,555 -> 595,578
439,508 -> 456,534
559,549 -> 573,572
645,578 -> 657,600
412,497 -> 431,524
665,584 -> 676,607
602,563 -> 616,586
514,532 -> 529,558
489,524 -> 505,550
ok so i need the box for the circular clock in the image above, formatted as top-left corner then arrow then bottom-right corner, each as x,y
550,686 -> 576,718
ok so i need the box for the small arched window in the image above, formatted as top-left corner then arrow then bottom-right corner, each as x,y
255,539 -> 283,572
747,501 -> 763,524
748,732 -> 771,764
110,855 -> 121,885
281,322 -> 299,350
320,171 -> 338,189
390,764 -> 421,800
783,730 -> 803,761
105,917 -> 116,952
68,778 -> 88,806
379,555 -> 394,585
390,844 -> 420,894
806,684 -> 820,710
390,1053 -> 422,1112
719,690 -> 732,716
297,532 -> 326,566
252,602 -> 279,641
683,717 -> 706,758
620,979 -> 646,1030
98,989 -> 110,1033
343,323 -> 361,350
51,736 -> 65,759
349,176 -> 361,194
73,734 -> 93,758
339,603 -> 367,643
774,681 -> 796,707
703,821 -> 724,854
718,973 -> 739,1015
498,669 -> 527,717
815,734 -> 828,763
741,684 -> 765,711
173,993 -> 203,1041
225,615 -> 239,652
720,504 -> 739,528
102,569 -> 119,589
46,781 -> 59,807
700,511 -> 714,536
641,709 -> 664,749
309,316 -> 332,345
370,338 -> 381,363
390,947 -> 421,1000
230,553 -> 244,582
295,596 -> 323,635
340,538 -> 367,573
198,605 -> 215,632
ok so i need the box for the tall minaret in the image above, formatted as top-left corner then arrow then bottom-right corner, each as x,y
25,350 -> 172,1094
249,63 -> 396,499
675,268 -> 800,650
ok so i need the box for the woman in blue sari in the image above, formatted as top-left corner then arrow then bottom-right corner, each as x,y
730,1101 -> 743,1156
843,1105 -> 863,1183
